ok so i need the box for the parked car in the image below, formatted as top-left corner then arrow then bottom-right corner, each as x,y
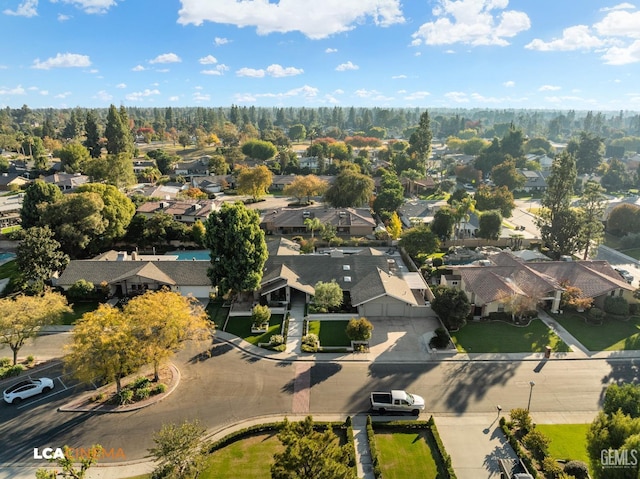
370,390 -> 425,415
3,378 -> 54,404
614,268 -> 634,284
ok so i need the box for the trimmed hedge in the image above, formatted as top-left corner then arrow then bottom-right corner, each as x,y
366,416 -> 382,479
499,417 -> 539,478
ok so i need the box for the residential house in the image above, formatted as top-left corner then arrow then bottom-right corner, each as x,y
192,175 -> 234,194
0,173 -> 30,191
131,184 -> 185,200
174,158 -> 210,179
261,207 -> 376,236
525,153 -> 553,170
136,199 -> 218,223
440,251 -> 634,318
398,199 -> 447,228
54,250 -> 213,299
516,169 -> 548,192
260,243 -> 433,319
43,172 -> 90,191
132,159 -> 157,174
0,192 -> 23,228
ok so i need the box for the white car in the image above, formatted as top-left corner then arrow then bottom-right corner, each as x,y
3,378 -> 54,404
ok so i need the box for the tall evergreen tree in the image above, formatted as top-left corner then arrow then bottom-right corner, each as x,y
104,104 -> 133,155
20,179 -> 63,228
84,110 -> 102,158
577,181 -> 606,259
408,110 -> 432,169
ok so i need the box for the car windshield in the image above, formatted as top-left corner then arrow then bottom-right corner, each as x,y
406,393 -> 414,404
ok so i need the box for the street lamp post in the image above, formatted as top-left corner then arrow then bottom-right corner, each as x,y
527,381 -> 535,411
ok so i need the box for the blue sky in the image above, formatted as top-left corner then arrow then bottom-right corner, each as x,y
1,0 -> 640,110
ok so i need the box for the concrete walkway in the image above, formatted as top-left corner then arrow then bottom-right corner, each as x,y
284,296 -> 306,354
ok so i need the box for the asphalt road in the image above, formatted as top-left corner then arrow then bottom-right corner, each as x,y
2,333 -> 638,467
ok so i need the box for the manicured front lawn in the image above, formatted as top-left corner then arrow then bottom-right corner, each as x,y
451,319 -> 571,353
535,424 -> 590,465
60,301 -> 101,325
200,432 -> 283,479
620,248 -> 640,260
224,314 -> 284,345
308,320 -> 351,347
375,431 -> 443,479
554,313 -> 640,351
206,300 -> 230,328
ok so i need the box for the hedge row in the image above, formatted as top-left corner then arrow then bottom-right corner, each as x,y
366,416 -> 383,479
499,417 -> 539,479
427,416 -> 457,479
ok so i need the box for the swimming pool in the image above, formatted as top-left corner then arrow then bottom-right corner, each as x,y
0,252 -> 16,264
166,250 -> 210,261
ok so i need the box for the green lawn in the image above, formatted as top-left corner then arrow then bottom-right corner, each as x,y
224,314 -> 284,345
554,313 -> 640,351
451,319 -> 571,353
60,301 -> 101,325
206,300 -> 230,328
200,432 -> 283,479
308,320 -> 351,347
536,424 -> 590,464
619,248 -> 640,260
0,225 -> 21,235
0,259 -> 19,281
375,431 -> 444,479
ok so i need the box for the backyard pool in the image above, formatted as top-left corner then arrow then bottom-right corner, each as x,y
0,252 -> 16,264
166,250 -> 210,261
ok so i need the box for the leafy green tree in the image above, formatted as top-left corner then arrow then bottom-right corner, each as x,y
284,175 -> 329,204
491,157 -> 525,190
271,416 -> 356,479
373,173 -> 404,220
602,158 -> 628,192
386,212 -> 403,240
345,317 -> 373,341
241,139 -> 278,161
312,280 -> 343,312
208,154 -> 229,175
608,203 -> 640,236
76,183 -> 136,246
304,217 -> 322,240
474,185 -> 515,218
16,226 -> 69,293
430,208 -> 455,240
603,383 -> 640,418
147,149 -> 178,175
522,429 -> 550,461
324,170 -> 374,208
84,110 -> 102,158
149,420 -> 207,479
58,142 -> 90,173
237,165 -> 273,201
288,124 -> 307,142
328,142 -> 351,161
500,125 -> 525,160
474,137 -> 504,176
536,151 -> 578,258
192,220 -> 206,246
204,202 -> 268,295
587,409 -> 640,479
104,104 -> 133,156
577,181 -> 606,259
568,131 -> 604,174
20,179 -> 63,229
399,224 -> 439,258
321,223 -> 338,245
408,110 -> 432,166
0,292 -> 71,365
477,210 -> 502,240
430,285 -> 471,330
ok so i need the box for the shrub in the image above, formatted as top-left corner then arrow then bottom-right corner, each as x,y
0,364 -> 24,379
588,307 -> 605,321
67,279 -> 95,301
269,334 -> 285,345
153,383 -> 167,395
510,408 -> 533,434
134,387 -> 151,401
542,457 -> 563,479
118,389 -> 134,405
0,357 -> 11,368
26,355 -> 35,364
563,460 -> 589,479
251,304 -> 271,327
432,257 -> 443,267
345,317 -> 373,341
604,296 -> 630,316
429,328 -> 451,349
522,429 -> 550,461
131,376 -> 151,389
302,333 -> 319,346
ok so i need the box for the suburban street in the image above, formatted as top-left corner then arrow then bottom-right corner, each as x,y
0,332 -> 636,469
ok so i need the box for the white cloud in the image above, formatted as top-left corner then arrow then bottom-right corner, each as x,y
0,85 -> 26,95
404,91 -> 430,100
39,90 -> 49,95
392,74 -> 407,79
193,92 -> 211,102
503,80 -> 515,87
325,48 -> 338,53
602,39 -> 640,65
411,0 -> 530,47
156,68 -> 170,73
201,69 -> 222,76
235,85 -> 319,103
600,3 -> 636,12
526,25 -> 605,51
52,0 -> 116,14
538,84 -> 561,91
32,52 -> 91,69
55,91 -> 71,98
3,0 -> 38,17
132,65 -> 145,71
354,89 -> 379,98
57,13 -> 70,21
199,55 -> 218,65
325,94 -> 340,104
94,90 -> 112,102
333,89 -> 344,95
594,10 -> 640,39
445,91 -> 469,103
169,96 -> 180,102
544,95 -> 596,105
177,0 -> 404,39
336,61 -> 359,71
116,83 -> 126,88
236,64 -> 303,77
236,67 -> 265,78
149,53 -> 181,64
266,64 -> 304,77
214,37 -> 230,46
125,89 -> 161,102
235,93 -> 257,102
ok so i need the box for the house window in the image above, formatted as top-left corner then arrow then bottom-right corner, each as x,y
174,215 -> 182,220
451,281 -> 459,286
611,291 -> 616,297
619,289 -> 623,297
497,304 -> 505,312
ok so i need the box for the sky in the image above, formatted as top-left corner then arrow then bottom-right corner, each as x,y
1,0 -> 640,111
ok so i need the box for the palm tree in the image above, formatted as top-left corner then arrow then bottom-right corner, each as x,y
304,217 -> 322,239
453,197 -> 476,243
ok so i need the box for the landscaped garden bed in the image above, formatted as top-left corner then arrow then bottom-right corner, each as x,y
223,314 -> 284,346
450,319 -> 570,353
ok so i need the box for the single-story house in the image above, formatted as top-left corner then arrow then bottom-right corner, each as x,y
516,169 -> 548,192
261,207 -> 376,236
174,158 -> 210,178
54,251 -> 214,299
192,175 -> 234,194
43,172 -> 90,191
0,173 -> 30,191
136,199 -> 218,223
132,159 -> 157,174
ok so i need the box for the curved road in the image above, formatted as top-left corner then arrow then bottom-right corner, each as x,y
1,334 -> 638,468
